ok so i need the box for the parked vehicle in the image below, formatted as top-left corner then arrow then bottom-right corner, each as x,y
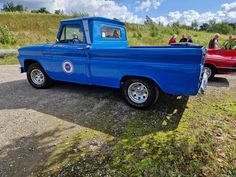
205,48 -> 236,80
18,17 -> 208,109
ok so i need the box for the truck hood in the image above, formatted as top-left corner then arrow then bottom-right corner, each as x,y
18,44 -> 53,56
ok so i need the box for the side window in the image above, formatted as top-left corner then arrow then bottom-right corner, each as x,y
101,26 -> 121,39
59,24 -> 84,44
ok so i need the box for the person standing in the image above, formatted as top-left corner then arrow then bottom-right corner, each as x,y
168,34 -> 177,45
179,34 -> 187,43
187,35 -> 193,43
208,33 -> 220,49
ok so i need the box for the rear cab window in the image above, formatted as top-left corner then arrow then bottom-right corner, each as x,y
101,26 -> 122,39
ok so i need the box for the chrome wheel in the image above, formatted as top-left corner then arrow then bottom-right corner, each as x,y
204,67 -> 212,78
30,69 -> 45,86
128,82 -> 149,104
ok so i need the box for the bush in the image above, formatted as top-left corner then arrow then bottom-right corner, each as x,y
132,32 -> 137,38
208,23 -> 233,35
137,31 -> 142,39
0,26 -> 16,45
150,25 -> 159,37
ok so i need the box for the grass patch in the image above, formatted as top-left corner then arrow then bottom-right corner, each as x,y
37,89 -> 236,177
0,54 -> 18,65
0,12 -> 229,49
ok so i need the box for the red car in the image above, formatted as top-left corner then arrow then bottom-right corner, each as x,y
205,48 -> 236,79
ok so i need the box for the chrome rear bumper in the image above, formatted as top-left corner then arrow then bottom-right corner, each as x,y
199,69 -> 208,94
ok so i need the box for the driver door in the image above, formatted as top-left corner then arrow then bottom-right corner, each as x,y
50,23 -> 90,84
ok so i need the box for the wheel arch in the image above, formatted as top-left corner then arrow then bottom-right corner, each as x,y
24,59 -> 41,71
120,75 -> 162,92
204,63 -> 217,74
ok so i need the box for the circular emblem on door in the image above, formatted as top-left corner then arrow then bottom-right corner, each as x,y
62,61 -> 74,74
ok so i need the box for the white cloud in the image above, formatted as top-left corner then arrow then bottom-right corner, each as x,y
0,0 -> 143,23
152,1 -> 236,26
221,1 -> 236,12
135,0 -> 161,12
2,0 -> 236,25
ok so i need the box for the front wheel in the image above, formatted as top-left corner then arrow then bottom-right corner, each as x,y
122,78 -> 159,109
27,63 -> 53,89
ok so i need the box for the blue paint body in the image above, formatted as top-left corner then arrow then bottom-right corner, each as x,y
18,17 -> 206,95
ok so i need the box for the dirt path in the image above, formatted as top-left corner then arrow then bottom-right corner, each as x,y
0,65 -> 235,177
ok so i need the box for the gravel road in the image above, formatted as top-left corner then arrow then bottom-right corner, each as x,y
0,65 -> 116,177
0,65 -> 235,177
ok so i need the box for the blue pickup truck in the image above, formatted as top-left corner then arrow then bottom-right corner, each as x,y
18,17 -> 208,109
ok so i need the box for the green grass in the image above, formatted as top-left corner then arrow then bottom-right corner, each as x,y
0,12 -> 230,49
37,90 -> 236,177
0,12 -> 70,49
0,54 -> 18,65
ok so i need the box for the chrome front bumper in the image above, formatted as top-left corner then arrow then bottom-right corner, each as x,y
19,66 -> 24,73
199,69 -> 208,94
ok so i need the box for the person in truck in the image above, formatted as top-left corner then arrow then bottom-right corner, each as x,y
208,33 -> 220,49
224,35 -> 236,50
112,30 -> 119,38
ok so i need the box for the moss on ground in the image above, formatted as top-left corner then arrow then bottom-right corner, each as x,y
37,88 -> 236,177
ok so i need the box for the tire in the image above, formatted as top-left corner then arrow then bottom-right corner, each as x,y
27,63 -> 53,89
204,65 -> 216,80
122,77 -> 159,109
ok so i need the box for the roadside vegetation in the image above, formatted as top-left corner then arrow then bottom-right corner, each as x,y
0,54 -> 18,65
0,12 -> 230,50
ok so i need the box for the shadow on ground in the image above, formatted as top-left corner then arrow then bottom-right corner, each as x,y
0,79 -> 189,138
208,77 -> 229,88
0,127 -> 75,177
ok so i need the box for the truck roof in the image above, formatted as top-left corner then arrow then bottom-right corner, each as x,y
61,17 -> 125,26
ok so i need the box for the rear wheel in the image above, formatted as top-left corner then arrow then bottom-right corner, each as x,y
204,65 -> 216,80
122,78 -> 159,109
27,63 -> 53,89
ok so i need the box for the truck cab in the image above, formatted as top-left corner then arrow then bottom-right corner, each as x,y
18,17 -> 208,109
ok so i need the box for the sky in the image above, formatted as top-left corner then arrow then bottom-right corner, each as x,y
0,0 -> 236,25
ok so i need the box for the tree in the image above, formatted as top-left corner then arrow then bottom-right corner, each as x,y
191,20 -> 198,30
55,9 -> 64,15
172,22 -> 180,28
200,23 -> 210,31
144,16 -> 155,25
2,2 -> 15,12
2,2 -> 27,12
15,4 -> 27,12
208,22 -> 233,35
31,7 -> 50,14
209,19 -> 216,26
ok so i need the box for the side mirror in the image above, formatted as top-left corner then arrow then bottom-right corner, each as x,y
86,45 -> 91,49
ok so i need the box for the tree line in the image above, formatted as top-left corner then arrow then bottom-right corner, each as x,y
1,2 -> 63,15
144,16 -> 236,35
